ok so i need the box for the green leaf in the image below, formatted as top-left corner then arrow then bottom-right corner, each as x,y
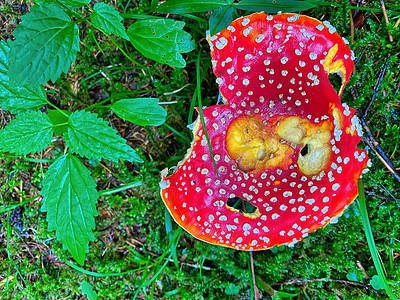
127,19 -> 195,68
0,40 -> 47,113
0,111 -> 53,155
41,153 -> 99,265
370,275 -> 384,290
59,0 -> 91,6
110,98 -> 167,126
235,0 -> 319,12
225,283 -> 240,295
80,281 -> 98,300
36,0 -> 91,7
209,5 -> 235,36
47,109 -> 72,136
91,3 -> 129,40
157,0 -> 232,14
276,291 -> 300,298
65,110 -> 143,163
8,3 -> 80,86
346,271 -> 359,282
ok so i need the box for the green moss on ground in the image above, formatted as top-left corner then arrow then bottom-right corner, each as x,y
1,0 -> 399,299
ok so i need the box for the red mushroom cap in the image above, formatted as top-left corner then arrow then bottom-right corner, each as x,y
160,13 -> 368,250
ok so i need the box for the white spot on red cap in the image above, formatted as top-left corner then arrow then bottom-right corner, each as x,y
242,18 -> 250,26
287,14 -> 299,22
255,34 -> 265,43
243,26 -> 253,37
272,213 -> 280,220
215,37 -> 228,50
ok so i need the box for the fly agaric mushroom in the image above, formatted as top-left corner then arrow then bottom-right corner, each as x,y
160,13 -> 369,250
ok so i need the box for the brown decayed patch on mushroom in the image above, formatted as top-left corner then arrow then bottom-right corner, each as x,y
160,13 -> 368,251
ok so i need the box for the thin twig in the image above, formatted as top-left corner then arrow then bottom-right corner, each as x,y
380,0 -> 393,42
349,10 -> 355,44
395,18 -> 400,29
163,84 -> 192,95
362,54 -> 391,119
360,120 -> 400,183
357,52 -> 400,183
354,46 -> 368,67
249,250 -> 258,300
395,80 -> 400,95
357,260 -> 370,281
365,191 -> 398,201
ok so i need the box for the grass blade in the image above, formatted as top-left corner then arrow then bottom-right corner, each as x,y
98,181 -> 142,196
196,51 -> 219,179
357,179 -> 398,299
163,122 -> 191,144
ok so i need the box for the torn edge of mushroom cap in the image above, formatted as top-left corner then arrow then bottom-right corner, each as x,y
160,114 -> 202,219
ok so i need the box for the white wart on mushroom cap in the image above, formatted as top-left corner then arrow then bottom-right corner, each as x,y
160,13 -> 368,251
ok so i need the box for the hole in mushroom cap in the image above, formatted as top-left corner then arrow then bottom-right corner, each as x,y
300,144 -> 309,156
328,73 -> 343,94
227,196 -> 258,214
275,116 -> 334,176
323,44 -> 347,95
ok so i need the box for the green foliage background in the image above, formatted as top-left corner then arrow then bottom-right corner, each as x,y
1,0 -> 400,299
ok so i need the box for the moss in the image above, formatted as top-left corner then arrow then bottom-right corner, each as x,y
1,0 -> 400,299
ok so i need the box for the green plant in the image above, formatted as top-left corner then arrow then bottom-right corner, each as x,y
0,0 -> 194,265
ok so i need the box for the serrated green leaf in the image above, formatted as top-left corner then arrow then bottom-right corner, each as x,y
91,3 -> 129,40
209,5 -> 235,36
0,40 -> 47,113
235,0 -> 319,12
127,19 -> 195,68
157,0 -> 232,14
41,153 -> 99,265
110,98 -> 167,126
47,109 -> 72,136
8,3 -> 80,86
0,111 -> 53,155
65,110 -> 143,163
80,281 -> 98,300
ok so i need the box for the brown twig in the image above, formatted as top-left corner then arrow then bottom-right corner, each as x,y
249,250 -> 258,300
380,0 -> 393,42
395,80 -> 400,95
354,46 -> 368,67
357,51 -> 400,183
349,10 -> 355,44
360,120 -> 400,183
365,190 -> 398,201
357,260 -> 370,281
